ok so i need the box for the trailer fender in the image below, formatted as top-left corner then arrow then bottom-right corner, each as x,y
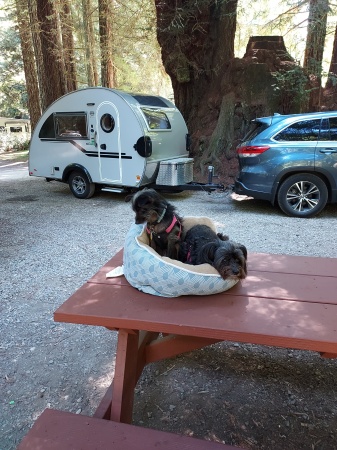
62,164 -> 93,183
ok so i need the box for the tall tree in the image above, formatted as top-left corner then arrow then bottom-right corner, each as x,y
98,0 -> 116,87
35,0 -> 67,108
59,0 -> 77,92
303,0 -> 329,108
154,0 -> 238,124
303,0 -> 329,77
27,0 -> 47,110
81,0 -> 99,86
325,23 -> 337,89
15,0 -> 41,131
0,26 -> 27,117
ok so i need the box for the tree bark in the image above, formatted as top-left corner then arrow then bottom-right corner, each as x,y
60,0 -> 77,92
303,0 -> 329,109
15,0 -> 41,131
154,0 -> 238,124
28,0 -> 47,111
325,24 -> 337,89
98,0 -> 116,88
82,0 -> 98,86
35,0 -> 67,109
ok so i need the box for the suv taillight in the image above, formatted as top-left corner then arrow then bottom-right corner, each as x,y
237,145 -> 270,157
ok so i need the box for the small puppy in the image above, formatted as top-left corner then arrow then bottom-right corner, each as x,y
126,188 -> 183,259
179,224 -> 247,281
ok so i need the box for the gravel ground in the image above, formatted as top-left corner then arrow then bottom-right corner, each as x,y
1,154 -> 337,450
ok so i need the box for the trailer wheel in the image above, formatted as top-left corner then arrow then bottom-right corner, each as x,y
68,171 -> 95,199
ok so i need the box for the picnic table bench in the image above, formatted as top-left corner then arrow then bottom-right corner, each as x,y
17,248 -> 337,449
17,408 -> 238,449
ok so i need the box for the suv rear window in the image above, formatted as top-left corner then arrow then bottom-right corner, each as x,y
243,121 -> 269,141
273,119 -> 321,142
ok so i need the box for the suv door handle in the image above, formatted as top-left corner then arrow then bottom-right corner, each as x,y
319,148 -> 337,153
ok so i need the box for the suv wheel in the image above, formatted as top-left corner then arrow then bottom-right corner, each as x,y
277,173 -> 328,218
68,171 -> 95,199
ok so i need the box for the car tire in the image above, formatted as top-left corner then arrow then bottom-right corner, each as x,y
68,171 -> 95,199
277,173 -> 328,218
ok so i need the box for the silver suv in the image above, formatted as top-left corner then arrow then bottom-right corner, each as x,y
234,111 -> 337,217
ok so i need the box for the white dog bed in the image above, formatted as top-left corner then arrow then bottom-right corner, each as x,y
122,217 -> 239,297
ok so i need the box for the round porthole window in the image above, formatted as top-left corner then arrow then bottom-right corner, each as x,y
100,114 -> 115,133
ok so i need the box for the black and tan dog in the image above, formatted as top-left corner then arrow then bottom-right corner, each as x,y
126,188 -> 183,259
179,224 -> 247,281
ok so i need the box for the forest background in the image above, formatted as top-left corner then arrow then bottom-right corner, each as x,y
1,0 -> 337,183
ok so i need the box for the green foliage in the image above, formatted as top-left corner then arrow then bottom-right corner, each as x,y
110,0 -> 172,95
0,132 -> 30,152
71,0 -> 172,96
1,0 -> 336,116
0,25 -> 28,117
272,65 -> 311,113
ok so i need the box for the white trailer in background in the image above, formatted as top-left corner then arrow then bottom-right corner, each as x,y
29,87 -> 222,198
0,117 -> 31,134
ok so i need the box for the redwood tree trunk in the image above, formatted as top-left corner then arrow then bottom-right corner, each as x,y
28,0 -> 47,111
82,0 -> 98,86
15,0 -> 41,131
303,0 -> 329,109
154,0 -> 238,124
98,0 -> 116,88
325,24 -> 337,89
60,0 -> 77,92
36,0 -> 67,109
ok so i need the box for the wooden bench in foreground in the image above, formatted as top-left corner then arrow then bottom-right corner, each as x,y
17,409 -> 241,449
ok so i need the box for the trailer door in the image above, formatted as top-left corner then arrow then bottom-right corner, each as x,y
96,101 -> 122,183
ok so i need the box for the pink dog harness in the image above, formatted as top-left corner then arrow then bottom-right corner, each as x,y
146,215 -> 182,240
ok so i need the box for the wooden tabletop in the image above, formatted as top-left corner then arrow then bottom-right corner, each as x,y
54,250 -> 337,355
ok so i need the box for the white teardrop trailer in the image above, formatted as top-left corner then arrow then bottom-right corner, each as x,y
29,88 -> 222,198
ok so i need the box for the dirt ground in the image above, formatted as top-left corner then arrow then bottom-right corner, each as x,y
133,343 -> 337,449
1,150 -> 337,450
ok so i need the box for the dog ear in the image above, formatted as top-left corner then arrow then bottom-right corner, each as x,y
200,242 -> 218,264
217,233 -> 229,241
237,243 -> 248,260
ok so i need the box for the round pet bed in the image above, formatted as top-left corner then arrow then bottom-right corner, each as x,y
122,217 -> 239,297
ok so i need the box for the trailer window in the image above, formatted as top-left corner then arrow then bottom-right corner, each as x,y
100,113 -> 115,133
39,113 -> 88,139
39,114 -> 55,138
141,108 -> 171,130
55,113 -> 88,138
132,95 -> 168,108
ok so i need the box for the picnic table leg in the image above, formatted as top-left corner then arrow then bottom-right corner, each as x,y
110,329 -> 139,423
